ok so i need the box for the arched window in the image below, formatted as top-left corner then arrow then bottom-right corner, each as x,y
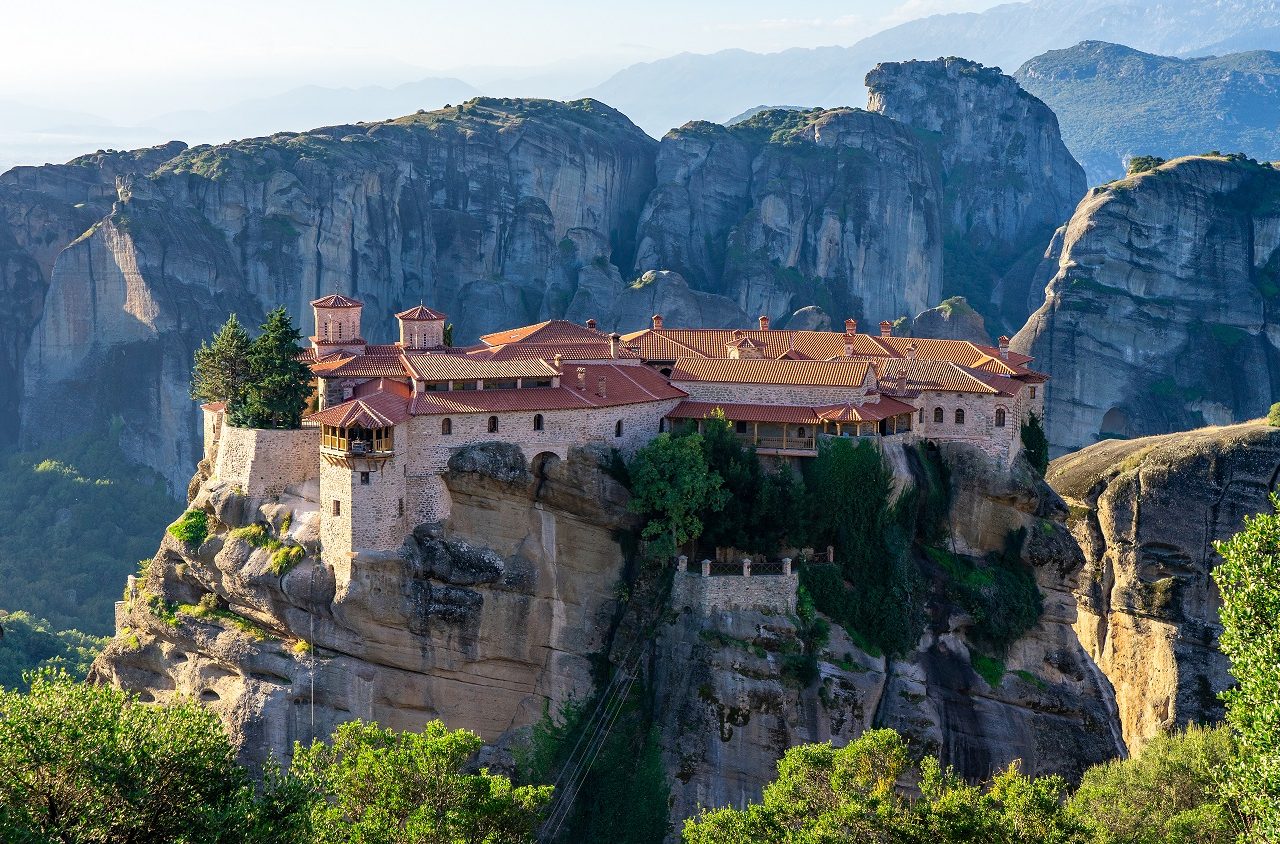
797,426 -> 806,437
918,408 -> 924,423
614,420 -> 624,438
533,414 -> 544,431
955,408 -> 965,425
441,418 -> 452,435
323,322 -> 330,339
659,419 -> 666,433
337,322 -> 344,339
488,415 -> 499,433
934,407 -> 944,423
995,408 -> 1006,428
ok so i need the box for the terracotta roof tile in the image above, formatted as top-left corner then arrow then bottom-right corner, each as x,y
401,355 -> 560,381
316,355 -> 408,379
479,319 -> 605,347
408,364 -> 685,415
396,305 -> 447,321
354,378 -> 413,399
875,359 -> 1000,395
307,390 -> 409,428
669,357 -> 874,388
814,396 -> 915,422
200,401 -> 226,412
467,342 -> 640,361
311,293 -> 363,308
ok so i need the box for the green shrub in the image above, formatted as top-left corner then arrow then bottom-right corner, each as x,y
932,529 -> 1042,653
1021,412 -> 1049,476
0,610 -> 106,691
1127,155 -> 1167,175
167,509 -> 208,547
269,545 -> 304,576
230,522 -> 273,548
971,652 -> 1005,687
1267,402 -> 1280,426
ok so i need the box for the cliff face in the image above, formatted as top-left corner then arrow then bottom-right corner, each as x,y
1012,156 -> 1280,456
1047,421 -> 1280,750
92,443 -> 635,768
630,108 -> 944,329
867,58 -> 1086,335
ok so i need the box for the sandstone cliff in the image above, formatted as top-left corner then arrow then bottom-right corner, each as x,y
867,57 -> 1086,335
629,108 -> 944,330
1012,155 -> 1280,456
1047,421 -> 1280,751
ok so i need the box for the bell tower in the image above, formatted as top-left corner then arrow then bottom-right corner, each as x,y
396,304 -> 447,350
311,294 -> 366,355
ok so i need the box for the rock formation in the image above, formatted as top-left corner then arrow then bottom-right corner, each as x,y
910,296 -> 992,344
1047,421 -> 1280,751
630,108 -> 944,330
1012,155 -> 1280,456
868,58 -> 1087,334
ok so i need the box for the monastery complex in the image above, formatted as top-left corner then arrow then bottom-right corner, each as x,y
201,295 -> 1046,572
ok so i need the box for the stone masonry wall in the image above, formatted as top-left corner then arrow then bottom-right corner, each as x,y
671,569 -> 799,615
213,425 -> 318,498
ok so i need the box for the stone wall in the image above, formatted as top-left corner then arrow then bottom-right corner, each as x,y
911,386 -> 1040,463
675,381 -> 873,407
671,569 -> 799,616
213,424 -> 318,499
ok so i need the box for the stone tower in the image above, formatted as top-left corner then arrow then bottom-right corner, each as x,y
396,305 -> 447,350
311,294 -> 366,355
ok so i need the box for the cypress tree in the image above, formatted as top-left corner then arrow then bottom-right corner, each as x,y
190,314 -> 252,406
232,307 -> 313,429
1021,412 -> 1049,476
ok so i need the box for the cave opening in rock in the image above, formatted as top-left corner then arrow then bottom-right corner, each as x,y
1100,407 -> 1129,439
532,451 -> 560,500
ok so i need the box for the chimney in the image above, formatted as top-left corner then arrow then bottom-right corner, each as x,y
906,342 -> 917,360
879,320 -> 893,338
758,315 -> 770,331
597,376 -> 607,398
576,367 -> 586,390
843,333 -> 855,358
845,318 -> 858,334
998,336 -> 1010,361
652,314 -> 664,330
586,318 -> 597,331
732,329 -> 745,341
609,332 -> 620,359
553,353 -> 563,369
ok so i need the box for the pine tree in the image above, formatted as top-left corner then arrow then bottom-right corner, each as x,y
232,307 -> 313,429
191,314 -> 252,406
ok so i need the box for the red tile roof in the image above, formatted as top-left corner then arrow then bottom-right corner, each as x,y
311,293 -> 363,308
315,355 -> 409,379
354,378 -> 413,399
408,364 -> 685,415
479,319 -> 605,347
396,305 -> 447,321
200,401 -> 226,412
465,342 -> 639,361
669,357 -> 875,388
814,396 -> 915,422
308,390 -> 409,428
875,359 -> 1001,395
401,354 -> 560,382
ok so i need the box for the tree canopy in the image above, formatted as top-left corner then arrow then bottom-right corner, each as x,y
191,313 -> 252,406
1020,412 -> 1049,475
1214,496 -> 1280,842
627,432 -> 728,561
230,307 -> 314,429
291,719 -> 551,844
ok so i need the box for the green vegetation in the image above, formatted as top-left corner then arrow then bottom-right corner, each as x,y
971,652 -> 1005,687
0,611 -> 106,691
0,672 -> 550,844
931,529 -> 1043,654
627,432 -> 729,561
191,313 -> 252,406
292,719 -> 551,844
1070,725 -> 1238,844
1127,155 -> 1167,175
0,422 -> 175,634
683,729 -> 1087,843
800,437 -> 925,656
168,508 -> 209,546
0,671 -> 310,844
1022,411 -> 1049,475
1213,495 -> 1280,841
1267,402 -> 1280,426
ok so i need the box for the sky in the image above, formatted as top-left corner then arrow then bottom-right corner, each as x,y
0,0 -> 1003,120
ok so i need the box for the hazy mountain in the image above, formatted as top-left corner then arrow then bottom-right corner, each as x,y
582,0 -> 1280,136
1016,41 -> 1280,182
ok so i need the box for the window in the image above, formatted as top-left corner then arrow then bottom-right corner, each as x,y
441,418 -> 452,435
331,500 -> 341,516
533,414 -> 544,431
397,498 -> 405,518
955,408 -> 965,425
359,471 -> 370,485
337,322 -> 344,339
934,407 -> 944,423
918,408 -> 924,423
995,408 -> 1006,428
659,419 -> 666,433
488,415 -> 499,433
323,322 -> 330,339
736,421 -> 748,434
614,420 -> 624,438
797,427 -> 806,437
1030,386 -> 1037,399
